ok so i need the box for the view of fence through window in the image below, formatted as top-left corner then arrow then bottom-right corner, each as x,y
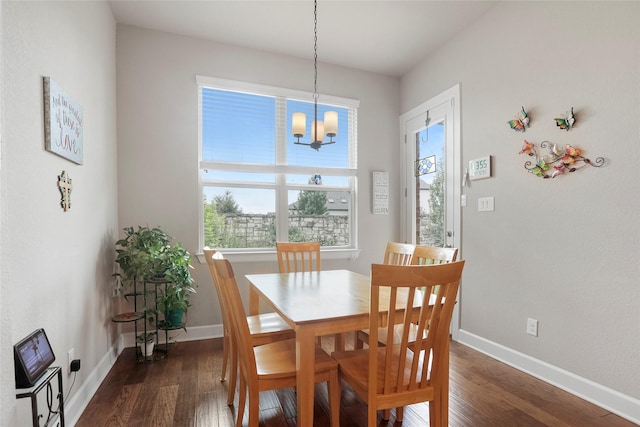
199,78 -> 358,250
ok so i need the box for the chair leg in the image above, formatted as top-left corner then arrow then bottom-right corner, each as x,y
328,370 -> 341,427
220,332 -> 229,382
368,405 -> 378,427
396,406 -> 404,422
382,408 -> 391,420
227,343 -> 238,406
354,331 -> 366,349
429,399 -> 438,427
334,333 -> 345,352
248,386 -> 260,427
236,375 -> 247,427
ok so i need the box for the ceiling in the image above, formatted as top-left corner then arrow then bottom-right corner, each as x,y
108,0 -> 496,77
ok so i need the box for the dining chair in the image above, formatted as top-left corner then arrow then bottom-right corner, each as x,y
332,261 -> 465,427
354,241 -> 417,350
275,240 -> 337,347
411,245 -> 458,267
382,241 -> 416,266
356,245 -> 459,348
203,248 -> 294,405
213,257 -> 341,427
275,241 -> 321,273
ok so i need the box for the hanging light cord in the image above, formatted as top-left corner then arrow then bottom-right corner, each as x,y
313,0 -> 319,141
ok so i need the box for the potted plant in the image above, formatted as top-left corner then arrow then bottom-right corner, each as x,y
113,226 -> 172,288
160,283 -> 191,328
113,226 -> 196,329
136,331 -> 156,358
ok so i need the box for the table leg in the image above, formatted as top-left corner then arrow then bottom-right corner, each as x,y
296,326 -> 316,426
249,285 -> 259,315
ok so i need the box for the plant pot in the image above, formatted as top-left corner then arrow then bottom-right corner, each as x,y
166,308 -> 184,327
138,340 -> 155,358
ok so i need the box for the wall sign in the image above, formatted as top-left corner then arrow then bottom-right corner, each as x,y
372,171 -> 389,214
468,155 -> 491,181
43,77 -> 84,165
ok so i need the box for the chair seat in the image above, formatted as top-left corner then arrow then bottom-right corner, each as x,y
357,323 -> 426,348
333,345 -> 430,395
254,339 -> 338,379
248,312 -> 295,344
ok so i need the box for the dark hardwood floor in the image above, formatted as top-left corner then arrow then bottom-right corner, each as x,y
76,335 -> 635,427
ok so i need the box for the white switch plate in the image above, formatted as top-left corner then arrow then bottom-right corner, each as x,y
461,194 -> 467,207
527,318 -> 538,337
478,196 -> 494,212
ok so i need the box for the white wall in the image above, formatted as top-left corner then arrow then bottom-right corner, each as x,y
402,0 -> 639,419
115,25 -> 401,329
0,2 -> 118,425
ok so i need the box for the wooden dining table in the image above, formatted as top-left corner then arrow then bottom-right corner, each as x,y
246,269 -> 448,427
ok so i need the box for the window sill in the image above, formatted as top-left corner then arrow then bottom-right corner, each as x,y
196,248 -> 360,265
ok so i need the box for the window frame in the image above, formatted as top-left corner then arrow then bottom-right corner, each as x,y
196,76 -> 360,262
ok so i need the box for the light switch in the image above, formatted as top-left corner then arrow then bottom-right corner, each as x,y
478,196 -> 495,212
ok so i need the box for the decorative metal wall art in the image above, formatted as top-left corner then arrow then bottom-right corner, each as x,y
57,170 -> 73,211
554,107 -> 576,131
508,106 -> 530,132
519,140 -> 604,179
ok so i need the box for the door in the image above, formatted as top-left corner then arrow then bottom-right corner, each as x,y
400,84 -> 462,336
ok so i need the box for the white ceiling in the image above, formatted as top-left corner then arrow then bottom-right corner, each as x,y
108,0 -> 496,77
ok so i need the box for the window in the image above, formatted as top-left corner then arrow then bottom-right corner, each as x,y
198,76 -> 359,252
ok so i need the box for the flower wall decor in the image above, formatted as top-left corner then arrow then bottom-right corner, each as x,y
519,140 -> 604,179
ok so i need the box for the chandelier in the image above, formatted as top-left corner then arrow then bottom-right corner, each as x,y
292,0 -> 338,151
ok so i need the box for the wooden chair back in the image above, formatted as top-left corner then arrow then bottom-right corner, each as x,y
212,258 -> 259,383
276,241 -> 321,273
367,261 -> 465,424
203,248 -> 228,324
203,248 -> 234,385
411,245 -> 458,265
383,241 -> 416,265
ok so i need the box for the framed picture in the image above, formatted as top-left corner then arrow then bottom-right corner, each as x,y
43,77 -> 83,165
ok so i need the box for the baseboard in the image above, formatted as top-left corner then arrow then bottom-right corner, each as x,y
64,339 -> 121,426
456,329 -> 640,425
64,324 -> 224,425
120,323 -> 224,347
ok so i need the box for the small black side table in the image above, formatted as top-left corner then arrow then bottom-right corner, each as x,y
16,366 -> 65,427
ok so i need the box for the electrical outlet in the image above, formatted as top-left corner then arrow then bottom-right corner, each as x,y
527,318 -> 538,337
67,348 -> 74,374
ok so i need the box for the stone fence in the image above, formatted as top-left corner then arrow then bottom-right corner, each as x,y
219,214 -> 350,247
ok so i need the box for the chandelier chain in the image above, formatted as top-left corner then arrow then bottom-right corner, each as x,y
313,0 -> 318,140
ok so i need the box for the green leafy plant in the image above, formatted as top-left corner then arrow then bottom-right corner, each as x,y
113,226 -> 171,287
113,226 -> 196,330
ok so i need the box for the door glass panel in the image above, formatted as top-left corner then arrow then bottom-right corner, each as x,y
415,121 -> 445,246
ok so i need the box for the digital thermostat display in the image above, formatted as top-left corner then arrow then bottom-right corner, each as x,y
469,155 -> 491,181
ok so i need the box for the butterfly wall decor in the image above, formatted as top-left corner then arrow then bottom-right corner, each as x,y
508,106 -> 530,132
554,107 -> 576,131
519,140 -> 604,179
